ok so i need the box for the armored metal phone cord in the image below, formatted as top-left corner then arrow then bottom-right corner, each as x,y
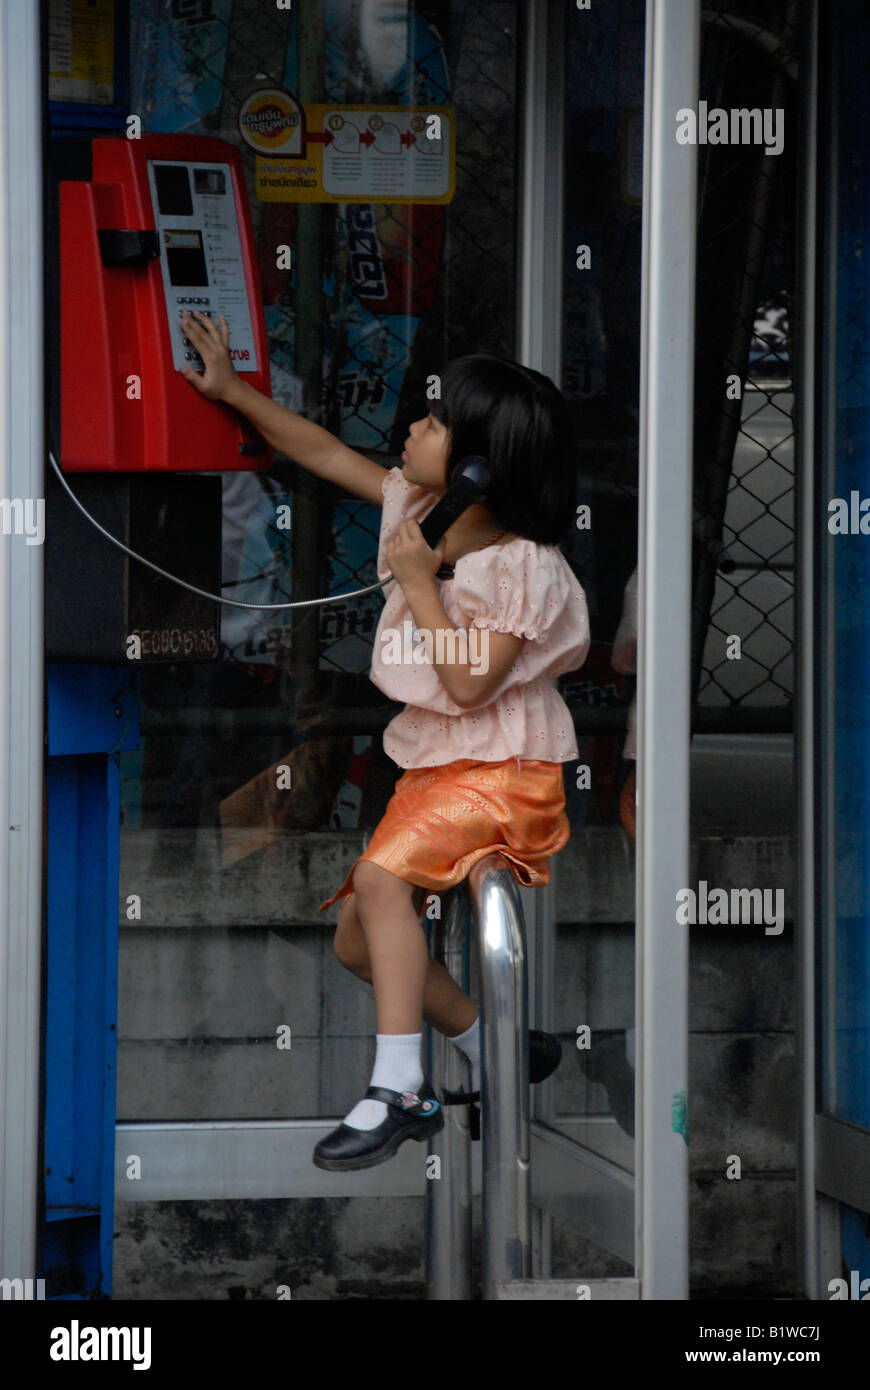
48,448 -> 395,611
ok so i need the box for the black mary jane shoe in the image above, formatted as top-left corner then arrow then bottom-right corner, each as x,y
312,1079 -> 444,1172
441,1029 -> 563,1141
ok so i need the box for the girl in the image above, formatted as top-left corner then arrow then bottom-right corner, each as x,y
180,313 -> 591,1172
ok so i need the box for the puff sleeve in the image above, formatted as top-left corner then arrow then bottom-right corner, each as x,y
446,540 -> 591,679
376,467 -> 438,581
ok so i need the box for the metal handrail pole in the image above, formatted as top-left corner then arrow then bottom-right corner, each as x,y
425,884 -> 472,1300
470,855 -> 531,1299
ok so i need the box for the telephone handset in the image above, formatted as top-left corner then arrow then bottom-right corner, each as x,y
418,454 -> 492,549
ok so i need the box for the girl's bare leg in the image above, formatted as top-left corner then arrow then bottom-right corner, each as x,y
349,861 -> 433,1034
334,880 -> 479,1038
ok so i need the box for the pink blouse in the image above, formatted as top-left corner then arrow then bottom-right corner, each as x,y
369,467 -> 590,769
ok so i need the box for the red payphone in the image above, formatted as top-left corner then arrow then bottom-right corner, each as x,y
60,134 -> 273,472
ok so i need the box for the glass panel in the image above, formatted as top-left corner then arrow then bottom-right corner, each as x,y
547,0 -> 643,1173
818,0 -> 870,1132
547,0 -> 801,1190
117,0 -> 522,1123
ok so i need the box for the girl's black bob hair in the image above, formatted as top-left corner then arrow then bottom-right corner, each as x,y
429,355 -> 577,544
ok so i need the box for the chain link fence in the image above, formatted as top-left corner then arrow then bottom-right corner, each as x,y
692,0 -> 799,722
127,0 -> 802,834
551,0 -> 800,834
128,0 -> 521,829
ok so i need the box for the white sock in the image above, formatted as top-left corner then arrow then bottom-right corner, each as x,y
343,1032 -> 424,1132
450,1015 -> 480,1096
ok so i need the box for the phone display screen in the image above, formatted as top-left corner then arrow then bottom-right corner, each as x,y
163,229 -> 209,287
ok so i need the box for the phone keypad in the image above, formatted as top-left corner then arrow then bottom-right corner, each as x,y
175,297 -> 217,366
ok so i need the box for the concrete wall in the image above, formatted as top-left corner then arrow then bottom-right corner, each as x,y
114,826 -> 796,1297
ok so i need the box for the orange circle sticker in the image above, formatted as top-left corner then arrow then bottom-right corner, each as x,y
238,88 -> 304,155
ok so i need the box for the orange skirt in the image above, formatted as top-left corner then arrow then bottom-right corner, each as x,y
317,757 -> 569,912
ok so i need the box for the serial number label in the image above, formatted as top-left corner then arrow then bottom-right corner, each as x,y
134,628 -> 217,657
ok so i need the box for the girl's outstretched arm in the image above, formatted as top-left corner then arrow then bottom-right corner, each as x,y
180,309 -> 387,506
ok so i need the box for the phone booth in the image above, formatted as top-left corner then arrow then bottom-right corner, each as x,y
93,0 -> 694,1303
7,0 -> 868,1313
35,0 -> 693,1303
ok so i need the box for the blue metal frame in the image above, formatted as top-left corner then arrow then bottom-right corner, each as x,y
42,0 -> 135,1297
43,665 -> 140,1299
815,0 -> 870,1290
819,0 -> 870,1141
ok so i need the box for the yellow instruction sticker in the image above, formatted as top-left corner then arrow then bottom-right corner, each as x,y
49,0 -> 115,105
242,99 -> 455,205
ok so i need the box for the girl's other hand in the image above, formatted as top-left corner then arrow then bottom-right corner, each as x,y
179,311 -> 238,402
385,520 -> 445,590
